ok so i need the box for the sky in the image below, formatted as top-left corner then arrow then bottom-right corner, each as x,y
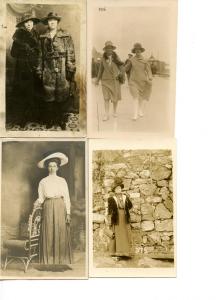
92,6 -> 175,63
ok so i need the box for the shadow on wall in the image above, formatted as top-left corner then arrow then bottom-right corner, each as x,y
1,141 -> 85,254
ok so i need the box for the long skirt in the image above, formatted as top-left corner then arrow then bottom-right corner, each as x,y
101,79 -> 121,103
40,197 -> 72,264
110,209 -> 132,257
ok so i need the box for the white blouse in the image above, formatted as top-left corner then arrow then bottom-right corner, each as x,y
37,175 -> 71,214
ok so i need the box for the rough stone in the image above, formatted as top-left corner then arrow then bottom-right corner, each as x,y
93,183 -> 102,194
132,178 -> 148,186
157,180 -> 168,187
146,196 -> 162,203
93,213 -> 105,224
159,187 -> 170,201
151,166 -> 171,181
116,169 -> 127,178
93,223 -> 100,230
104,170 -> 115,178
131,222 -> 141,230
164,198 -> 173,212
139,183 -> 157,196
129,192 -> 141,198
148,231 -> 162,244
144,246 -> 155,254
141,221 -> 154,231
130,212 -> 141,223
103,179 -> 114,188
124,172 -> 139,179
141,203 -> 155,221
131,230 -> 142,244
139,170 -> 150,178
93,205 -> 104,212
169,180 -> 173,192
154,203 -> 172,219
122,179 -> 132,191
155,219 -> 173,232
142,235 -> 148,244
108,163 -> 128,170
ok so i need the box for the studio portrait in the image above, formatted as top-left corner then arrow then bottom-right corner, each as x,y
90,145 -> 176,277
0,140 -> 86,279
4,1 -> 86,133
89,0 -> 177,135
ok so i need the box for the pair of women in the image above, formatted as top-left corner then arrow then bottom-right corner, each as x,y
95,41 -> 153,121
11,12 -> 76,129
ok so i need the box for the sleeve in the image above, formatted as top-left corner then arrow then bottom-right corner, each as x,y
63,179 -> 71,214
126,196 -> 133,210
66,35 -> 76,74
108,197 -> 113,215
37,180 -> 45,204
96,60 -> 104,82
124,60 -> 132,73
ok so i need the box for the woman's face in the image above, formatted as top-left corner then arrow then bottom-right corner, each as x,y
105,48 -> 113,56
135,49 -> 142,56
48,161 -> 58,174
114,186 -> 122,194
24,20 -> 34,31
48,18 -> 58,30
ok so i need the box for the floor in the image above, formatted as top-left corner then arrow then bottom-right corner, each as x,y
93,252 -> 174,268
1,252 -> 86,279
90,76 -> 173,134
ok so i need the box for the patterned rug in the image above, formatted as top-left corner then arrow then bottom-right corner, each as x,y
6,113 -> 80,132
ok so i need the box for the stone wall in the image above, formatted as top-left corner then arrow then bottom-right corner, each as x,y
92,150 -> 174,257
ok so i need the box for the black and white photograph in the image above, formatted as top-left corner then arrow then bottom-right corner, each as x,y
2,0 -> 86,135
0,140 -> 87,279
88,0 -> 177,136
89,139 -> 176,277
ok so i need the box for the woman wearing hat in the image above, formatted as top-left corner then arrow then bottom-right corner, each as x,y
106,178 -> 133,260
38,12 -> 76,129
34,152 -> 72,265
10,12 -> 41,127
95,41 -> 125,121
125,43 -> 153,120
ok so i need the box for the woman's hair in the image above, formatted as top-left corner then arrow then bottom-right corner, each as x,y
44,157 -> 61,168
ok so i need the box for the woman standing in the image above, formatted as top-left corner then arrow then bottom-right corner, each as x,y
39,12 -> 76,129
10,12 -> 41,127
125,43 -> 153,120
95,41 -> 124,121
106,178 -> 133,260
34,152 -> 72,265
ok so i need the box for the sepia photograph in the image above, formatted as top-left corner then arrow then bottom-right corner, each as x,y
88,0 -> 177,137
0,0 -> 86,135
89,138 -> 176,277
0,139 -> 87,279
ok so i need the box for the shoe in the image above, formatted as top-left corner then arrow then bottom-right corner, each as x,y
102,115 -> 109,121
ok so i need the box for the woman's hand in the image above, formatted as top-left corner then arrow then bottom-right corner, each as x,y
33,199 -> 41,208
66,214 -> 71,224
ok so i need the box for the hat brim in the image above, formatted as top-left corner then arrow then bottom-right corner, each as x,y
38,152 -> 68,169
42,16 -> 61,25
132,47 -> 145,53
103,45 -> 116,50
16,17 -> 40,27
112,183 -> 124,192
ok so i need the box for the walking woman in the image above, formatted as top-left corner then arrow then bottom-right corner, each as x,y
10,12 -> 41,127
95,41 -> 125,121
34,152 -> 72,265
125,43 -> 153,120
39,12 -> 76,129
106,178 -> 133,260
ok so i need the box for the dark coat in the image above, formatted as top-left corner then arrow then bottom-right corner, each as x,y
39,29 -> 76,103
11,27 -> 41,94
108,195 -> 133,225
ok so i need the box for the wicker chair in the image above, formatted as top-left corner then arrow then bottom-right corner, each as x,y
3,206 -> 42,272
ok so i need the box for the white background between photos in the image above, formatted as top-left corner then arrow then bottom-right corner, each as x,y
1,0 -> 218,299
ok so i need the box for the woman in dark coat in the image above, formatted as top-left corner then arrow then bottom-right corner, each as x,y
39,12 -> 76,129
106,178 -> 133,260
10,13 -> 41,127
95,41 -> 125,121
34,152 -> 72,265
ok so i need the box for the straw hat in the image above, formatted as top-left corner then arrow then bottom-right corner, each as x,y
38,152 -> 68,169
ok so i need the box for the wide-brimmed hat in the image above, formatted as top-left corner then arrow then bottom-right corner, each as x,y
103,41 -> 116,50
131,43 -> 145,53
111,178 -> 124,192
41,12 -> 62,25
16,12 -> 40,27
38,152 -> 68,169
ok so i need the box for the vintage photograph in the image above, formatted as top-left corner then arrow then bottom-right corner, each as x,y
0,140 -> 87,279
89,139 -> 176,277
88,0 -> 177,136
2,0 -> 86,134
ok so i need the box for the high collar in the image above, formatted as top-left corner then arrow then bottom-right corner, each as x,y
40,29 -> 69,39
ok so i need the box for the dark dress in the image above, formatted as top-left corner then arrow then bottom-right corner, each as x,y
10,27 -> 41,125
108,195 -> 132,257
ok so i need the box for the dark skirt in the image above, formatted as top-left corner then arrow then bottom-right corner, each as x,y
40,197 -> 72,264
110,209 -> 132,257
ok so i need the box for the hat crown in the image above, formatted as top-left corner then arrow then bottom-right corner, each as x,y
104,41 -> 115,48
17,12 -> 37,24
133,43 -> 143,49
47,12 -> 59,18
